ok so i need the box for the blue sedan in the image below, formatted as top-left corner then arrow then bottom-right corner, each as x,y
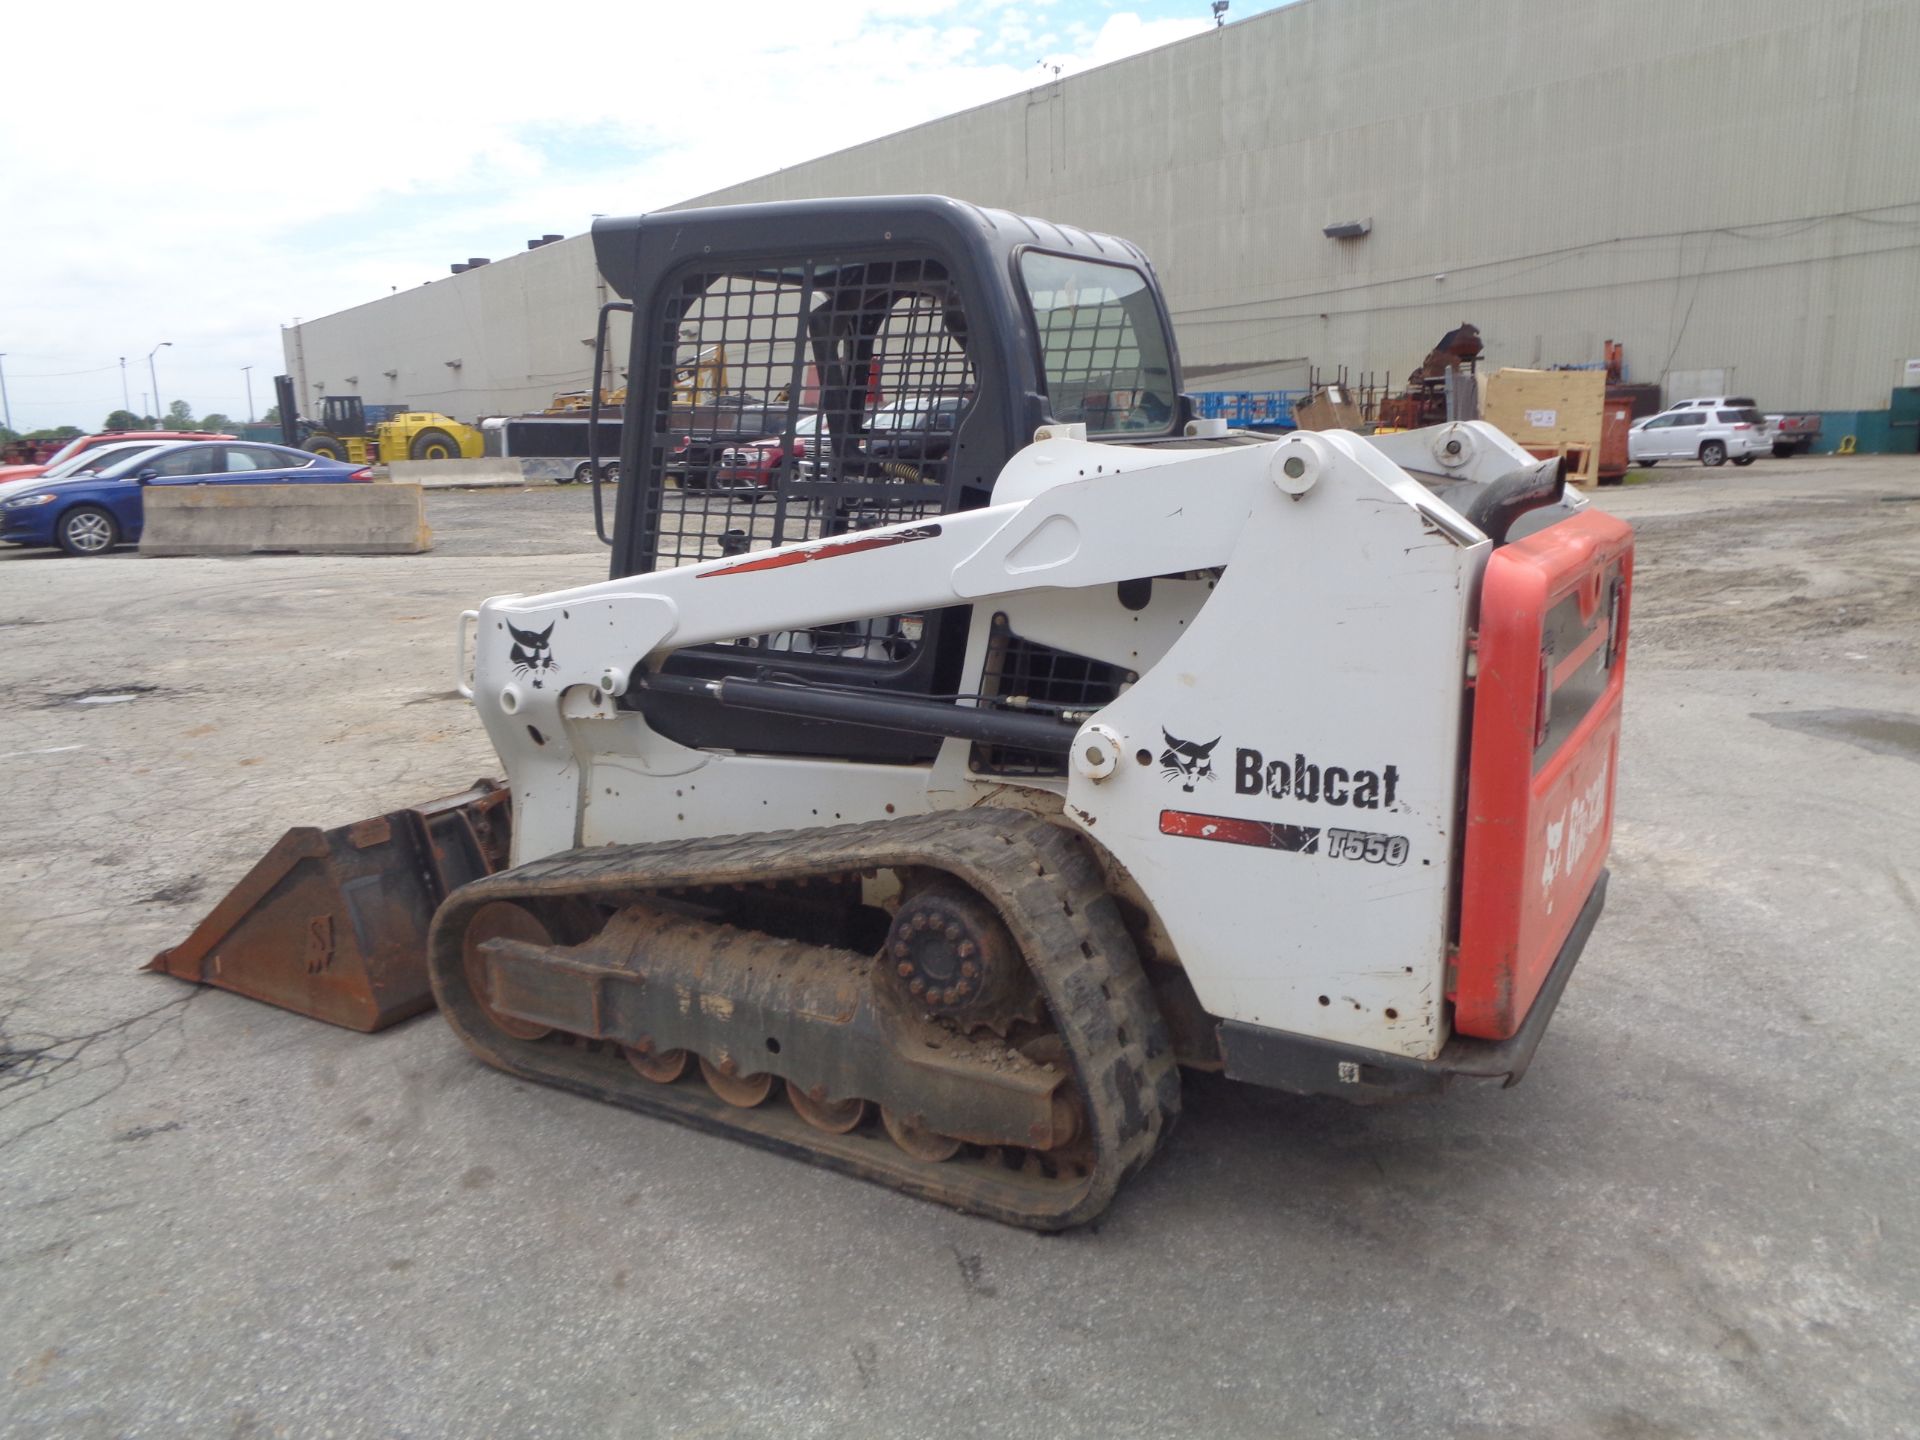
0,441 -> 371,556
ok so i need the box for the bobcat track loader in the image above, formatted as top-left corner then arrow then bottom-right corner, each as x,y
153,197 -> 1633,1229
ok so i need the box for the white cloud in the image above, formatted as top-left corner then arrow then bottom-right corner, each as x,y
0,1 -> 1234,429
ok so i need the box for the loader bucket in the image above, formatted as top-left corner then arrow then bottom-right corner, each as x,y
147,780 -> 512,1032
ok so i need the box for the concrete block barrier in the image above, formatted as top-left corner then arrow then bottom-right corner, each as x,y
139,483 -> 433,556
387,458 -> 534,488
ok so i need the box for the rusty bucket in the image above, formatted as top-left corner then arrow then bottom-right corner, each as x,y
147,780 -> 512,1031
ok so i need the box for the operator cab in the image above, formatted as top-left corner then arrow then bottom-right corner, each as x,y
588,196 -> 1191,764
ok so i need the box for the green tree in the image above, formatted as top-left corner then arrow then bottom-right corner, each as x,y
201,412 -> 233,433
28,426 -> 81,440
103,409 -> 143,431
165,399 -> 195,429
0,426 -> 18,446
261,403 -> 281,425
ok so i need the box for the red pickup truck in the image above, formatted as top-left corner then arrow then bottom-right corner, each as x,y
0,430 -> 234,485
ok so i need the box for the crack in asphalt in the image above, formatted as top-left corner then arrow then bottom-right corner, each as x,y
0,989 -> 202,1154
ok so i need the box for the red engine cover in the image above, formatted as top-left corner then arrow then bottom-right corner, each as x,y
1455,508 -> 1634,1040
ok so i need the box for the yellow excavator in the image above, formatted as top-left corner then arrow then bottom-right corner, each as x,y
547,343 -> 731,416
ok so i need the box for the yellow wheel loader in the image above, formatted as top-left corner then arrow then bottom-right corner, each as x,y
156,198 -> 1633,1230
299,394 -> 483,464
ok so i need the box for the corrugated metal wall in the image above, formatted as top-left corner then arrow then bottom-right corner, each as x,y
286,0 -> 1920,417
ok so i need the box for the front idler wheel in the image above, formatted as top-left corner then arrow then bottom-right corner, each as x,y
460,902 -> 556,1041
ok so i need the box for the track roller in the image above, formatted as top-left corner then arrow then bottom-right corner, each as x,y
788,1083 -> 868,1135
700,1057 -> 776,1108
881,1107 -> 962,1163
623,1042 -> 688,1084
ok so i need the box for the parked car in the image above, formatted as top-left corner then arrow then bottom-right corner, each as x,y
1765,411 -> 1822,457
0,429 -> 234,486
0,440 -> 173,507
0,441 -> 370,556
712,413 -> 831,491
1628,403 -> 1769,467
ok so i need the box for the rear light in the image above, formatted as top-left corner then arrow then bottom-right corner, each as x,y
793,439 -> 808,458
349,467 -> 373,481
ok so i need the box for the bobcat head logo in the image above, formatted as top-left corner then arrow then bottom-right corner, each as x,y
1541,817 -> 1566,909
1159,729 -> 1221,792
508,621 -> 556,689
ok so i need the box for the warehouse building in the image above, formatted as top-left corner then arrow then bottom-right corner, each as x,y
284,0 -> 1920,437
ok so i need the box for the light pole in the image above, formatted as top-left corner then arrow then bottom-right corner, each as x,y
147,342 -> 171,424
120,357 -> 131,414
241,365 -> 255,423
0,354 -> 12,434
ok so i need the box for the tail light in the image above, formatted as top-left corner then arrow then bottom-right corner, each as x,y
793,439 -> 808,459
348,467 -> 373,481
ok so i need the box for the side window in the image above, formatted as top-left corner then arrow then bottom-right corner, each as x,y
147,446 -> 219,477
1019,251 -> 1176,434
1674,413 -> 1703,427
1645,415 -> 1671,429
225,446 -> 291,471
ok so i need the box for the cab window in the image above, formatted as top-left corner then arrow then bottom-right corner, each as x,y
1019,251 -> 1176,435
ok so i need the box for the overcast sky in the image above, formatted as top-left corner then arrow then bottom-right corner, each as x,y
0,0 -> 1283,433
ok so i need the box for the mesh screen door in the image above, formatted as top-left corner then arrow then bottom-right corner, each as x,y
633,257 -> 977,666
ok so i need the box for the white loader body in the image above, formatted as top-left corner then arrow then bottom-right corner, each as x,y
464,421 -> 1567,1064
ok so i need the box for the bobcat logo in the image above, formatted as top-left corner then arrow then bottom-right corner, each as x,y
1540,818 -> 1566,909
508,621 -> 557,689
1159,729 -> 1221,792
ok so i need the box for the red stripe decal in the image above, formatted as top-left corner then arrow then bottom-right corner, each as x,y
698,524 -> 942,578
1159,809 -> 1321,854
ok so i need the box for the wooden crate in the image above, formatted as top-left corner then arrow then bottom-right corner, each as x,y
1522,441 -> 1599,488
1293,387 -> 1365,432
1483,368 -> 1606,487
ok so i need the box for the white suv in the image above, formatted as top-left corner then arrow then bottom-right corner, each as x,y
1629,399 -> 1769,468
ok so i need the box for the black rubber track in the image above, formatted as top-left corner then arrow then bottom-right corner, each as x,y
427,809 -> 1181,1229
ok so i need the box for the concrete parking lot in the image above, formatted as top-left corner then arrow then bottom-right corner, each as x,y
2,454 -> 1917,1438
